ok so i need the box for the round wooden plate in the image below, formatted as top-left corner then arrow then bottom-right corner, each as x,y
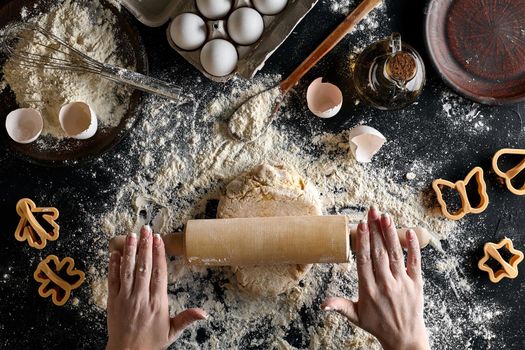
0,0 -> 148,166
425,0 -> 525,104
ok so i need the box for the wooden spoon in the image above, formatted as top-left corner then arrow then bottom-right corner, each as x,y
228,0 -> 383,142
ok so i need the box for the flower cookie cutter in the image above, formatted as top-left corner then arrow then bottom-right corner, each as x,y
492,148 -> 525,195
33,255 -> 85,306
432,166 -> 489,220
478,238 -> 524,283
15,198 -> 60,249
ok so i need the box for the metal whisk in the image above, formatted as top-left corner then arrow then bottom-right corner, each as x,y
1,22 -> 191,104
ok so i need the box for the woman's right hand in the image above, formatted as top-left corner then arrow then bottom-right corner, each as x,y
321,206 -> 430,350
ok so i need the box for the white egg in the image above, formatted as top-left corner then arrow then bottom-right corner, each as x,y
196,0 -> 232,19
252,0 -> 288,15
227,7 -> 264,46
200,39 -> 238,77
5,108 -> 43,144
169,13 -> 207,51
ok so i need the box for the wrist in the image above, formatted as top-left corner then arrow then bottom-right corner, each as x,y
381,336 -> 430,350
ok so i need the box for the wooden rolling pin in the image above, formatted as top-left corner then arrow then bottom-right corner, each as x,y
109,216 -> 433,266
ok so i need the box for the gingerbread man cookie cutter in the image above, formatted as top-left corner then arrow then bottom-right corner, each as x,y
432,166 -> 489,221
15,198 -> 59,249
492,148 -> 525,195
478,238 -> 524,283
33,255 -> 85,306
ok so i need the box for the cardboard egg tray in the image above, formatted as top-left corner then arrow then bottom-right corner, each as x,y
120,0 -> 319,82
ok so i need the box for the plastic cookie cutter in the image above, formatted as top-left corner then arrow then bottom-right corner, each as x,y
33,255 -> 85,306
15,198 -> 60,249
478,238 -> 524,283
492,148 -> 525,195
432,166 -> 489,220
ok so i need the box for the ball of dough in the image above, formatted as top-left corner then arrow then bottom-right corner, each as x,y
217,163 -> 323,296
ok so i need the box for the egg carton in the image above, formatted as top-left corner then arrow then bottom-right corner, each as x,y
120,0 -> 319,82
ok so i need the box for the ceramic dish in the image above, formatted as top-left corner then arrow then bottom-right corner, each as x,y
425,0 -> 525,104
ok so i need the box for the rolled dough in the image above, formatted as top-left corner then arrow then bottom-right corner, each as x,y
217,163 -> 323,296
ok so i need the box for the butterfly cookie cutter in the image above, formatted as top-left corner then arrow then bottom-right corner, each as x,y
15,198 -> 60,249
478,238 -> 524,283
492,148 -> 525,195
34,255 -> 85,306
432,166 -> 489,220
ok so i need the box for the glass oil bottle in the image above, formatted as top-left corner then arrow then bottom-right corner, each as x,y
352,33 -> 425,110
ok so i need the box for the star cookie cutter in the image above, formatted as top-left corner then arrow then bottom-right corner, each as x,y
492,148 -> 525,195
478,238 -> 524,283
15,198 -> 59,249
33,255 -> 85,306
432,166 -> 489,220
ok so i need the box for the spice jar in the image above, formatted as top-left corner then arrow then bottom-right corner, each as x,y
352,33 -> 425,110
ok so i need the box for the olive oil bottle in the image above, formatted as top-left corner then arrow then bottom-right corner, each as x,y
352,33 -> 425,110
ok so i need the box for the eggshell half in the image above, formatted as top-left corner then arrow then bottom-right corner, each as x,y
5,108 -> 43,144
348,125 -> 386,163
59,102 -> 98,140
306,77 -> 343,118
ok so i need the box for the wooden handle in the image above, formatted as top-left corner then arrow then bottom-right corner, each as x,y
280,0 -> 383,92
349,225 -> 432,249
185,216 -> 349,265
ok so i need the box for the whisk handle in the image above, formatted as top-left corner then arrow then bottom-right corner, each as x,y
101,65 -> 190,103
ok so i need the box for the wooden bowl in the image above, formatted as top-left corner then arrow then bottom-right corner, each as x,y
0,0 -> 148,166
425,0 -> 525,104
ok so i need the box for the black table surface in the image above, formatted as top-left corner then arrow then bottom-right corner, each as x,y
1,0 -> 524,349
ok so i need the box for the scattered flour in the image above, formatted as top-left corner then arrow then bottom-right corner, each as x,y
75,71 -> 504,349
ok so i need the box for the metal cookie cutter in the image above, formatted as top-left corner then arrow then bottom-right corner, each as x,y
33,255 -> 85,306
15,198 -> 60,249
432,166 -> 489,220
492,148 -> 525,195
478,238 -> 524,283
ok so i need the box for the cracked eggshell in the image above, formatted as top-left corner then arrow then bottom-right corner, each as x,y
59,102 -> 98,140
5,108 -> 43,144
348,125 -> 386,163
306,78 -> 343,118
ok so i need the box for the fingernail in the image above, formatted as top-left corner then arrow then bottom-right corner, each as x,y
141,226 -> 151,240
322,306 -> 332,311
407,229 -> 415,241
154,234 -> 162,246
370,205 -> 378,211
144,224 -> 152,233
381,213 -> 391,226
128,232 -> 137,239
